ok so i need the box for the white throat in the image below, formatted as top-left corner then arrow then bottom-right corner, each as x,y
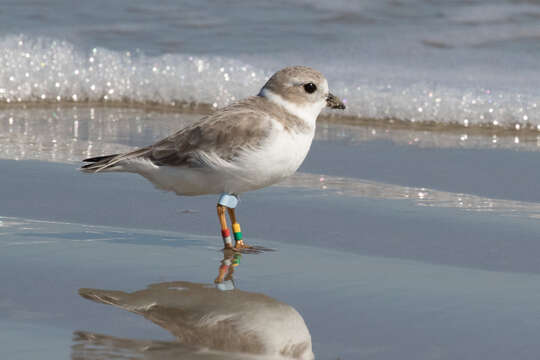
260,88 -> 324,128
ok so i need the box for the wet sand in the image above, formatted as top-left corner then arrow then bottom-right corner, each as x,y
4,212 -> 540,360
2,107 -> 540,359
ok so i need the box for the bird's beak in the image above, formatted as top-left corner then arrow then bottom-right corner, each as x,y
326,93 -> 346,110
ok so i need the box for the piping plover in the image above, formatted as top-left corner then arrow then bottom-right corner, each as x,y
79,280 -> 313,359
81,66 -> 345,249
79,252 -> 313,359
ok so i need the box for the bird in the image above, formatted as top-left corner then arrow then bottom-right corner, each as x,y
77,252 -> 313,359
81,66 -> 345,250
78,279 -> 314,359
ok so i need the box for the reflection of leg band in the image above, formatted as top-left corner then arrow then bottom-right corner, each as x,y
221,229 -> 232,246
219,264 -> 229,272
232,223 -> 242,241
232,253 -> 241,267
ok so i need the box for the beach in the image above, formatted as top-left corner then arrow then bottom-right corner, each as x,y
2,106 -> 540,359
3,0 -> 540,358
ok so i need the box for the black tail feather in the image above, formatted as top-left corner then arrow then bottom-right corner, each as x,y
81,147 -> 150,173
83,154 -> 119,163
80,154 -> 120,172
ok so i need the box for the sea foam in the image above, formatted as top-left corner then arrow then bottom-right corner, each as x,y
0,35 -> 267,108
1,35 -> 539,130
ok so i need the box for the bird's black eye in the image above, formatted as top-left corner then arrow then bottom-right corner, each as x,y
303,82 -> 317,94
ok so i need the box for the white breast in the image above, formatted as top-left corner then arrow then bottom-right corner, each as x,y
230,119 -> 315,191
123,120 -> 314,196
123,89 -> 320,196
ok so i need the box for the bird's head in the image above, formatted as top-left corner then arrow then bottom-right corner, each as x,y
259,66 -> 345,126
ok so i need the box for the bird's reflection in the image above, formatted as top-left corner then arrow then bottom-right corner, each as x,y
74,251 -> 314,360
214,251 -> 242,290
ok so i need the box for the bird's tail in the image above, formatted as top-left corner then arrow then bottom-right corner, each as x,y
80,154 -> 120,173
80,148 -> 150,173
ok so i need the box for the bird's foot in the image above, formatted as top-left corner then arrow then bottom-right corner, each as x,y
234,240 -> 252,250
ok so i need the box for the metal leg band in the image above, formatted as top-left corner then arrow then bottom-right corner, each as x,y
218,193 -> 238,209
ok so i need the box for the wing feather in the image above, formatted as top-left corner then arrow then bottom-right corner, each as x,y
144,97 -> 272,168
80,96 -> 277,172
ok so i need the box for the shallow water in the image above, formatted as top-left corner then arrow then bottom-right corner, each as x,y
3,194 -> 540,360
3,105 -> 540,204
2,105 -> 540,358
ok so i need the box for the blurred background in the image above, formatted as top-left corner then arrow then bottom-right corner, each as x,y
1,0 -> 540,129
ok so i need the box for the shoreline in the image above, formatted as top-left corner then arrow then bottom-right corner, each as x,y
1,101 -> 539,136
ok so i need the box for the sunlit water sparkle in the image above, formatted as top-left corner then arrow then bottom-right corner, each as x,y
2,0 -> 540,129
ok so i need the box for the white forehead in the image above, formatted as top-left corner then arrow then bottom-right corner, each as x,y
320,79 -> 329,94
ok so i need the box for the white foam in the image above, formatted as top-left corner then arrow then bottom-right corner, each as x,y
335,80 -> 540,129
1,34 -> 540,129
0,35 -> 268,108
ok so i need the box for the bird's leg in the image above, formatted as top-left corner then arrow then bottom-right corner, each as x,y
227,207 -> 248,249
217,204 -> 233,249
217,193 -> 240,249
217,193 -> 251,249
